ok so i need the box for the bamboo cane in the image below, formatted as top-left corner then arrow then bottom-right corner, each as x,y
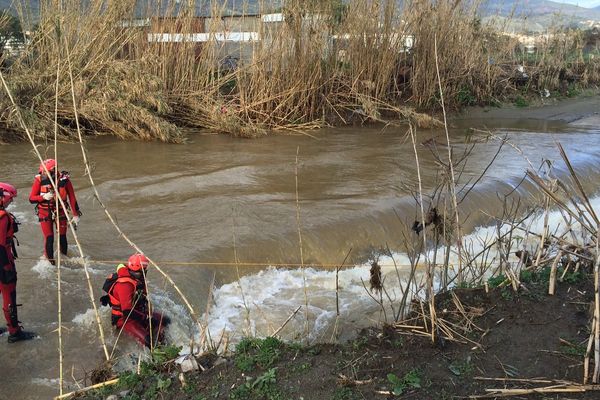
63,44 -> 206,352
53,378 -> 119,400
0,69 -> 111,361
434,33 -> 462,279
53,50 -> 64,396
295,146 -> 310,343
593,231 -> 599,383
535,195 -> 551,269
468,384 -> 600,398
232,209 -> 251,335
407,123 -> 434,340
584,248 -> 600,383
272,305 -> 302,337
548,250 -> 564,295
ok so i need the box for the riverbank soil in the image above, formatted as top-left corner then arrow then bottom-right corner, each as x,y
81,269 -> 599,400
455,90 -> 600,126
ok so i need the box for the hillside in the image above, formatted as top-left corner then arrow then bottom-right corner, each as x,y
480,0 -> 600,31
2,1 -> 600,25
482,0 -> 600,17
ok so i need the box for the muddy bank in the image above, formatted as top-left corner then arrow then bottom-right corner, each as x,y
455,91 -> 600,126
78,268 -> 598,400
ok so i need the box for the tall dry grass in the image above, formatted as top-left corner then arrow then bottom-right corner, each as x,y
0,0 -> 598,142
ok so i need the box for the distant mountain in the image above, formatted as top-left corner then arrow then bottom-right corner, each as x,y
0,1 -> 273,18
479,0 -> 600,32
481,0 -> 600,18
1,1 -> 598,32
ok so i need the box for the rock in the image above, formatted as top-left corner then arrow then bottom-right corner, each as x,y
118,391 -> 130,397
105,395 -> 118,400
175,354 -> 199,373
213,357 -> 227,367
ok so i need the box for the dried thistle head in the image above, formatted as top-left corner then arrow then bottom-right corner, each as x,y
369,260 -> 382,293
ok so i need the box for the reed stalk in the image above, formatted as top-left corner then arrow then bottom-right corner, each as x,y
0,68 -> 111,361
294,146 -> 310,343
336,248 -> 352,317
594,252 -> 600,383
61,44 -> 207,353
53,52 -> 64,396
232,210 -> 251,336
407,123 -> 435,341
548,250 -> 564,295
434,33 -> 462,283
2,0 -> 598,142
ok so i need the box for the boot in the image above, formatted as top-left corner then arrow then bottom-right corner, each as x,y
7,329 -> 36,343
45,235 -> 54,264
59,234 -> 68,256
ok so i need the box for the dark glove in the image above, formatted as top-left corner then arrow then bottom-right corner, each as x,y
100,295 -> 110,307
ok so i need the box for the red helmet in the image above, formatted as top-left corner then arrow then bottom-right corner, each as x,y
39,159 -> 57,174
0,182 -> 17,207
128,253 -> 149,271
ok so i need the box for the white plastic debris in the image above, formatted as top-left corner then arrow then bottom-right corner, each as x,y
175,354 -> 199,373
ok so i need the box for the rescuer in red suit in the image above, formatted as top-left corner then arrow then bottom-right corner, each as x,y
0,182 -> 35,342
101,253 -> 169,348
29,159 -> 82,264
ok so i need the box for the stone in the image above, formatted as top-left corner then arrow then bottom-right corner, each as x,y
175,354 -> 199,373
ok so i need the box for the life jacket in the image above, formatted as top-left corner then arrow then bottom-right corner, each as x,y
0,209 -> 19,259
36,171 -> 71,213
102,265 -> 145,324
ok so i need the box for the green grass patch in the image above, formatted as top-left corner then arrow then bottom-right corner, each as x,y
560,340 -> 587,357
387,368 -> 422,396
487,274 -> 507,288
235,337 -> 283,373
332,387 -> 360,400
514,95 -> 529,108
229,368 -> 283,400
448,356 -> 474,377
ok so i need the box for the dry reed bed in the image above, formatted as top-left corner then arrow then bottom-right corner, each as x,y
386,137 -> 600,387
0,0 -> 598,142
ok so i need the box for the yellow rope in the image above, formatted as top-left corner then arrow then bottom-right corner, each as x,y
18,256 -> 449,269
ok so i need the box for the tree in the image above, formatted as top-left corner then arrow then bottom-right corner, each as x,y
0,11 -> 24,52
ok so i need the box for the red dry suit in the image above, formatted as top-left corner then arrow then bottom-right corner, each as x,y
29,172 -> 81,263
0,209 -> 21,335
104,266 -> 167,348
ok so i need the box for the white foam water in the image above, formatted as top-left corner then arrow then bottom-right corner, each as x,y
72,307 -> 112,330
30,378 -> 60,388
31,257 -> 56,280
196,195 -> 600,348
68,195 -> 600,354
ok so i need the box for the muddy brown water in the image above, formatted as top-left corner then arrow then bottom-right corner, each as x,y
1,105 -> 600,398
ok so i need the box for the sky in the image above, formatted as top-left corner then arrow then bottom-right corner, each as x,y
556,0 -> 600,7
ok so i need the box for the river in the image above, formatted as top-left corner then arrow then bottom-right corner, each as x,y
1,97 -> 600,398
